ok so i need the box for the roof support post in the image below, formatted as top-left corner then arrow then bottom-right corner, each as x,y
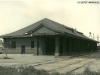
77,39 -> 80,54
94,43 -> 97,51
77,40 -> 79,53
90,42 -> 92,51
82,40 -> 85,53
89,42 -> 91,52
72,39 -> 75,54
82,41 -> 85,53
81,40 -> 84,53
86,41 -> 88,52
39,37 -> 46,55
93,43 -> 95,50
93,42 -> 97,51
83,41 -> 85,52
92,42 -> 95,51
79,40 -> 81,53
75,39 -> 78,54
84,41 -> 87,53
55,36 -> 60,56
38,37 -> 43,55
66,38 -> 69,55
69,38 -> 72,55
42,37 -> 46,55
62,37 -> 66,55
34,37 -> 38,55
87,41 -> 89,52
80,40 -> 82,53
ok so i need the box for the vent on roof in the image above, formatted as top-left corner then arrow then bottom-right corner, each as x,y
80,33 -> 83,35
72,29 -> 76,33
77,31 -> 83,35
31,34 -> 32,36
24,32 -> 28,35
63,25 -> 73,30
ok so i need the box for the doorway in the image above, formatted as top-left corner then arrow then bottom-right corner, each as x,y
45,37 -> 55,55
21,45 -> 25,54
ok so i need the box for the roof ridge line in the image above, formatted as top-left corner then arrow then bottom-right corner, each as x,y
25,23 -> 44,34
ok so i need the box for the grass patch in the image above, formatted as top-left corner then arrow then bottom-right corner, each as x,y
0,66 -> 51,75
82,67 -> 100,75
0,66 -> 100,75
0,56 -> 13,59
71,67 -> 100,75
3,56 -> 12,59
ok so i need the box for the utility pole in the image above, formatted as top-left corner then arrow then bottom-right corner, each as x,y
97,35 -> 99,41
89,32 -> 92,39
97,35 -> 100,46
93,33 -> 94,40
90,33 -> 100,46
89,32 -> 100,46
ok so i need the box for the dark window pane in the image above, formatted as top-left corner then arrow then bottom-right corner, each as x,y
31,41 -> 34,48
11,41 -> 16,48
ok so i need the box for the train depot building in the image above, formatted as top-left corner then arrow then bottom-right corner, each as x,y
1,18 -> 98,56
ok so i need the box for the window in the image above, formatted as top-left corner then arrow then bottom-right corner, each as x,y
7,41 -> 11,48
8,41 -> 16,49
11,41 -> 16,48
31,41 -> 34,48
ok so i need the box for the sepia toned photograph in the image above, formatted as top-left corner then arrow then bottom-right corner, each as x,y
0,0 -> 100,75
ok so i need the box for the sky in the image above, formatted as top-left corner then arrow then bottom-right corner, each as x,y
0,0 -> 100,41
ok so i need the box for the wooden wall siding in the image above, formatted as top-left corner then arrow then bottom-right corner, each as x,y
3,36 -> 97,55
32,26 -> 58,35
4,48 -> 34,54
3,37 -> 45,54
4,38 -> 34,49
4,48 -> 21,54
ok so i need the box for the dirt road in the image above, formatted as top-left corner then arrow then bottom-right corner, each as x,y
0,51 -> 100,74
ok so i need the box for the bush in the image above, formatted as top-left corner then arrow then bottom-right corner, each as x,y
76,67 -> 100,75
83,67 -> 100,75
0,66 -> 100,75
0,66 -> 61,75
0,66 -> 19,75
21,66 -> 50,75
0,66 -> 51,75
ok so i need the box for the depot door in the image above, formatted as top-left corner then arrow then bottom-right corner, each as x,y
21,45 -> 25,54
45,37 -> 55,55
